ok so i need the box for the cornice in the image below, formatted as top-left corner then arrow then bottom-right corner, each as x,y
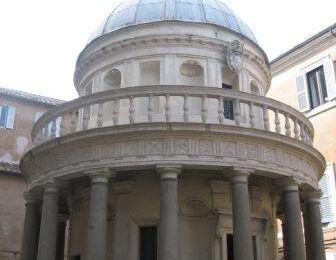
271,30 -> 336,76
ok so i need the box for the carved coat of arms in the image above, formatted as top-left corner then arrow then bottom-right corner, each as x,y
227,40 -> 244,72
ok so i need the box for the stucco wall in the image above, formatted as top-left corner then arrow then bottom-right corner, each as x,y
0,175 -> 26,260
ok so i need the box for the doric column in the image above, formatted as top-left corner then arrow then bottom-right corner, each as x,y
231,168 -> 253,260
37,182 -> 59,260
56,215 -> 68,260
20,192 -> 41,260
303,190 -> 326,260
87,171 -> 110,260
157,165 -> 181,260
282,181 -> 305,260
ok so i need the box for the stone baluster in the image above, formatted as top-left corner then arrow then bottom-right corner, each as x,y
275,109 -> 281,134
97,101 -> 104,127
87,171 -> 111,260
183,94 -> 189,122
300,122 -> 306,143
218,96 -> 224,124
285,114 -> 291,137
249,102 -> 255,128
50,119 -> 57,138
82,106 -> 89,130
113,98 -> 119,125
303,190 -> 326,260
70,110 -> 77,133
129,96 -> 135,124
37,181 -> 59,260
263,105 -> 270,131
20,192 -> 41,260
234,99 -> 241,126
157,165 -> 181,260
281,180 -> 305,260
165,94 -> 171,122
294,119 -> 300,140
148,94 -> 154,122
201,95 -> 208,123
231,168 -> 253,260
59,116 -> 66,136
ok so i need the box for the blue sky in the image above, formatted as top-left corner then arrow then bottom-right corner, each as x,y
0,0 -> 335,100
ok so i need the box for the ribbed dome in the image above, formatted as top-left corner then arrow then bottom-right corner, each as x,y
89,0 -> 257,44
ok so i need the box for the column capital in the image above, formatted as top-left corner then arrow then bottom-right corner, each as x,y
42,179 -> 62,194
276,177 -> 301,192
303,189 -> 322,204
23,191 -> 41,204
87,168 -> 116,184
231,167 -> 253,183
156,165 -> 181,180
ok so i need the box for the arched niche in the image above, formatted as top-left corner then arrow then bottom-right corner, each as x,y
103,68 -> 121,90
179,60 -> 204,86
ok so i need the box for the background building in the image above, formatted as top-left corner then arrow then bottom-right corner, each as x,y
0,87 -> 63,259
269,23 -> 336,259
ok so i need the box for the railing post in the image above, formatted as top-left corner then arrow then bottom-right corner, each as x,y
201,95 -> 208,124
294,119 -> 300,140
148,94 -> 154,123
249,102 -> 255,128
300,122 -> 307,143
234,99 -> 241,126
183,95 -> 189,122
218,97 -> 224,124
165,94 -> 171,122
97,101 -> 104,128
275,109 -> 281,134
129,96 -> 135,124
113,98 -> 119,126
285,114 -> 291,137
263,105 -> 270,131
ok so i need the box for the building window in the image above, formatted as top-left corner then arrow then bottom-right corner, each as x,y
319,163 -> 336,224
296,56 -> 336,111
222,84 -> 234,120
307,66 -> 327,109
139,226 -> 157,260
0,105 -> 16,129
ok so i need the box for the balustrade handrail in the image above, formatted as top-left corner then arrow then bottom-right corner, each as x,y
32,85 -> 314,145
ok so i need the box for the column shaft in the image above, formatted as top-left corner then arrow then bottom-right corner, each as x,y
231,172 -> 252,260
37,185 -> 59,260
158,167 -> 180,260
283,184 -> 305,260
304,192 -> 326,260
20,192 -> 40,260
87,174 -> 109,260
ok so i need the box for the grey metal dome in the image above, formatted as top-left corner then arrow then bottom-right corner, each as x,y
89,0 -> 257,43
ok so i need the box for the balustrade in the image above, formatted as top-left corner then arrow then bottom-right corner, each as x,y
31,86 -> 314,146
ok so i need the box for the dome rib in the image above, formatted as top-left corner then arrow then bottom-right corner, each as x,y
88,0 -> 257,44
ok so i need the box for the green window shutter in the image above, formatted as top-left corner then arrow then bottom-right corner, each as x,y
6,106 -> 16,129
0,106 -> 8,128
323,56 -> 336,101
296,73 -> 310,111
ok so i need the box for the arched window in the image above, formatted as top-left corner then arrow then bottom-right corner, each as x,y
104,68 -> 121,89
180,61 -> 204,86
